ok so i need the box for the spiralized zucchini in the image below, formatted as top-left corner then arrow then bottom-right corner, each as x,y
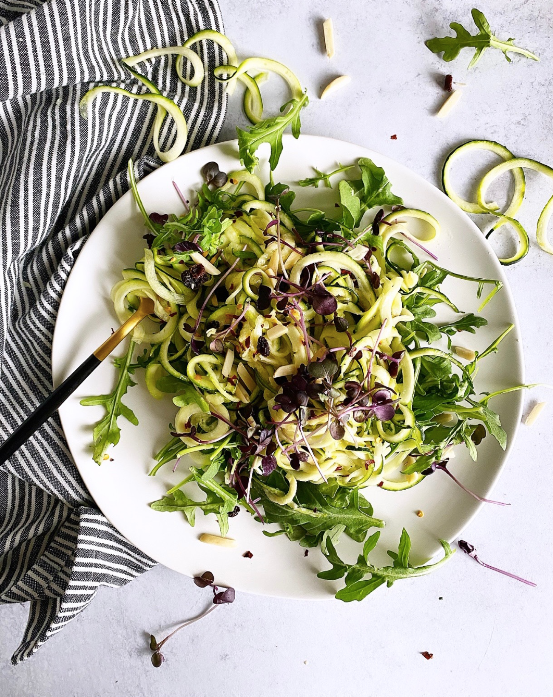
442,140 -> 553,263
110,157 -> 509,499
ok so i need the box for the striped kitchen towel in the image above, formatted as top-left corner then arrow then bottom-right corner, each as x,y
0,0 -> 227,664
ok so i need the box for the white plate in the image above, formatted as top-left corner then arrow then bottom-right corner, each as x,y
53,135 -> 524,599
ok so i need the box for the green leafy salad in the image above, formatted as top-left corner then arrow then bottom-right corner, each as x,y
82,145 -> 521,601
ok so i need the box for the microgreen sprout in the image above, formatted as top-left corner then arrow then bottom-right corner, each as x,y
149,571 -> 235,667
458,541 -> 536,586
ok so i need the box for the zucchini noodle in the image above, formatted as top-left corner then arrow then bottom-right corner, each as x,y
108,157 -> 509,502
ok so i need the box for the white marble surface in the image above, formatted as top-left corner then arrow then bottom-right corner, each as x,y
2,0 -> 552,695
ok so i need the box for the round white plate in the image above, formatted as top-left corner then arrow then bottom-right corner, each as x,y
53,135 -> 524,599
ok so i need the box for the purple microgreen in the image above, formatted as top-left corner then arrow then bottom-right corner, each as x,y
201,161 -> 220,184
194,571 -> 215,588
148,603 -> 218,668
150,212 -> 168,226
334,315 -> 349,332
311,293 -> 338,315
228,506 -> 240,518
212,171 -> 228,188
143,233 -> 155,248
173,240 -> 202,253
423,461 -> 510,506
458,540 -> 536,587
172,180 -> 190,212
400,232 -> 438,261
261,454 -> 278,476
298,419 -> 327,482
213,587 -> 236,604
329,420 -> 345,440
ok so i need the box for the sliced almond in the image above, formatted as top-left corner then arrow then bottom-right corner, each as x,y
273,364 -> 297,379
267,323 -> 288,341
452,345 -> 476,361
525,401 -> 547,426
234,383 -> 250,403
436,89 -> 463,118
222,347 -> 234,377
320,75 -> 351,100
237,363 -> 256,392
199,533 -> 236,548
347,245 -> 370,261
190,252 -> 221,275
323,19 -> 335,58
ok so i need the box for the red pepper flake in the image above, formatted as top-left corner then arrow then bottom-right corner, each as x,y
304,550 -> 309,557
390,134 -> 397,140
245,336 -> 251,348
243,551 -> 253,559
444,74 -> 453,92
421,651 -> 433,660
364,459 -> 375,470
109,458 -> 114,462
169,312 -> 177,317
377,481 -> 384,488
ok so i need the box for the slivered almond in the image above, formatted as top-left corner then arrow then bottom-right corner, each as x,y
525,401 -> 547,426
452,345 -> 476,361
267,324 -> 288,341
348,245 -> 370,261
237,363 -> 256,391
199,533 -> 236,548
222,347 -> 234,377
436,90 -> 462,118
273,364 -> 297,378
190,252 -> 221,275
323,19 -> 335,58
234,382 -> 250,403
320,75 -> 351,100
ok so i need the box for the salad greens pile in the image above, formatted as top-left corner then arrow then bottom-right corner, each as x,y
82,143 -> 517,600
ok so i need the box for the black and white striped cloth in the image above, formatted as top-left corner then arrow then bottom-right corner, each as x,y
0,0 -> 226,664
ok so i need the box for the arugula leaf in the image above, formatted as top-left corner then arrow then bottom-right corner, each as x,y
172,384 -> 209,410
356,157 -> 404,209
425,8 -> 538,68
298,164 -> 354,188
238,93 -> 309,172
319,531 -> 454,601
339,180 -> 363,228
439,313 -> 488,348
80,340 -> 138,465
151,466 -> 238,536
255,479 -> 384,545
198,205 -> 233,256
338,158 -> 403,229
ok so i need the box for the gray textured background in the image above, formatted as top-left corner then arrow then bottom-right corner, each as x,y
2,0 -> 552,695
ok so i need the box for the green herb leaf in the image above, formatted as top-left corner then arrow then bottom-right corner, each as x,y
238,93 -> 309,172
320,534 -> 455,602
255,479 -> 384,546
298,163 -> 354,188
425,8 -> 538,68
80,340 -> 139,465
356,158 -> 404,209
172,385 -> 209,410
